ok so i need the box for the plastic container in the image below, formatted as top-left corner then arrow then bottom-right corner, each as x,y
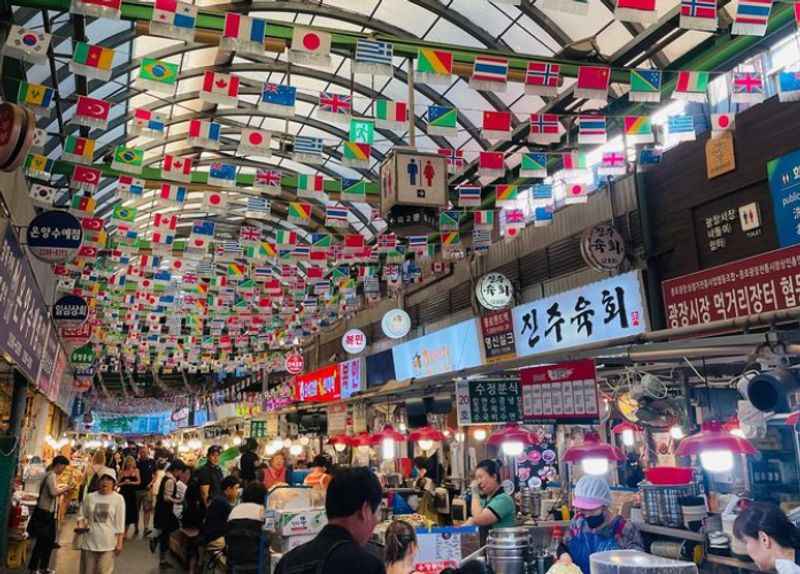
645,467 -> 694,485
589,549 -> 698,574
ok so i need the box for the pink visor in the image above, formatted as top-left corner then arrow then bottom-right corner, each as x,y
572,496 -> 607,510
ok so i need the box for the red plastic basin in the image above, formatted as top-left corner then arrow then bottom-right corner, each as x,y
646,466 -> 693,485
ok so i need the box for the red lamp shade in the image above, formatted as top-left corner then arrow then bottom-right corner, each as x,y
370,424 -> 407,443
563,432 -> 624,463
353,432 -> 378,447
408,426 -> 446,442
487,424 -> 537,446
328,434 -> 354,447
675,421 -> 757,457
612,421 -> 641,434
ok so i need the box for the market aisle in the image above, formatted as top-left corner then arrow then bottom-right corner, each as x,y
13,515 -> 186,574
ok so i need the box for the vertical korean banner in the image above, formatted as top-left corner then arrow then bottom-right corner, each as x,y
479,309 -> 516,364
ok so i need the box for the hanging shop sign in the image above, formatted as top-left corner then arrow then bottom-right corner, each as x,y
93,410 -> 176,435
475,272 -> 514,310
706,131 -> 736,180
382,308 -> 411,339
520,359 -> 599,421
60,322 -> 92,345
366,349 -> 396,388
339,357 -> 363,398
171,406 -> 190,423
70,344 -> 95,367
479,309 -> 516,364
512,270 -> 648,359
455,379 -> 522,425
0,224 -> 60,384
26,210 -> 83,263
53,294 -> 89,327
341,328 -> 367,354
392,318 -> 483,381
768,148 -> 800,248
662,242 -> 800,328
327,403 -> 348,436
285,351 -> 304,375
581,224 -> 626,272
250,419 -> 267,438
294,363 -> 341,403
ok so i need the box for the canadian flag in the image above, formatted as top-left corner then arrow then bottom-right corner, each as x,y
711,112 -> 735,134
200,70 -> 240,106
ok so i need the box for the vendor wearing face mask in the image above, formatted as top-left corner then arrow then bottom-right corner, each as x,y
558,475 -> 643,574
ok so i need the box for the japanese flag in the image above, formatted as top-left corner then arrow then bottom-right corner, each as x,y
711,112 -> 735,135
204,191 -> 226,213
289,27 -> 331,67
564,182 -> 588,204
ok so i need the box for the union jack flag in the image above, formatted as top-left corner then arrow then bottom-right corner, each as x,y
255,169 -> 281,187
240,225 -> 262,242
437,147 -> 465,172
319,92 -> 351,116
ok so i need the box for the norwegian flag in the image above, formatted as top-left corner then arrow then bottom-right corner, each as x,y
732,71 -> 765,103
200,70 -> 240,107
529,113 -> 562,144
376,233 -> 397,252
525,61 -> 560,96
680,0 -> 717,31
437,147 -> 465,173
318,92 -> 352,123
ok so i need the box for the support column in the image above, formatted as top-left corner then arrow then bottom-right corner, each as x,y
634,171 -> 666,330
0,369 -> 29,562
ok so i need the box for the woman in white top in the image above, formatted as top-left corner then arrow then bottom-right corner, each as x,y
78,467 -> 126,574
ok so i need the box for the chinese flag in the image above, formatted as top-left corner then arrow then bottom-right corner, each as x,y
479,151 -> 505,170
482,110 -> 511,133
577,65 -> 611,91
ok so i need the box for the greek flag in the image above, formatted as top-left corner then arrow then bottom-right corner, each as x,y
294,136 -> 323,155
355,39 -> 393,66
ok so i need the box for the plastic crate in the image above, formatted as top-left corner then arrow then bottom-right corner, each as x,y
640,481 -> 701,528
6,539 -> 30,569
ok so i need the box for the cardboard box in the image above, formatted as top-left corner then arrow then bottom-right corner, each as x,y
274,508 -> 327,536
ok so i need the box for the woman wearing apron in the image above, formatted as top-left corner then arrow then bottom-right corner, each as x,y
466,459 -> 516,544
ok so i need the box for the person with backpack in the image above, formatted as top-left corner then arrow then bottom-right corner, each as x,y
152,460 -> 191,568
225,482 -> 267,573
274,467 -> 385,574
28,455 -> 70,574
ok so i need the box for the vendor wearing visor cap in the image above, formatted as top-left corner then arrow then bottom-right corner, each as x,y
557,475 -> 643,574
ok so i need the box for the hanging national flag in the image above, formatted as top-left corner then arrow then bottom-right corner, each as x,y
221,12 -> 266,56
561,150 -> 588,175
575,65 -> 611,101
732,71 -> 765,103
202,191 -> 226,215
325,206 -> 349,228
189,220 -> 215,250
29,183 -> 58,207
673,70 -> 709,101
71,165 -> 101,193
427,105 -> 458,137
534,206 -> 554,227
159,183 -> 188,205
470,55 -> 509,92
479,151 -> 505,177
473,210 -> 495,230
136,58 -> 179,95
112,205 -> 137,227
208,163 -> 237,188
4,26 -> 52,64
407,235 -> 429,254
667,115 -> 696,142
374,100 -> 408,128
17,82 -> 53,117
293,136 -> 324,164
118,175 -> 145,199
615,0 -> 656,22
525,61 -> 560,96
287,202 -> 312,225
317,92 -> 352,123
482,110 -> 512,141
353,38 -> 393,76
495,184 -> 518,206
624,116 -> 654,144
130,108 -> 167,139
254,169 -> 282,195
520,152 -> 548,178
341,179 -> 367,202
72,95 -> 110,129
680,0 -> 717,30
438,210 -> 463,230
258,83 -> 296,118
70,42 -> 114,81
111,145 -> 144,175
504,209 -> 526,239
245,197 -> 271,220
564,182 -> 589,205
638,147 -> 663,167
577,115 -> 607,145
529,113 -> 562,144
150,0 -> 197,41
416,48 -> 453,85
162,154 -> 193,183
275,230 -> 297,246
437,147 -> 465,174
441,231 -> 461,249
375,233 -> 397,254
289,27 -> 331,67
70,194 -> 97,215
731,0 -> 772,35
778,71 -> 800,102
532,184 -> 553,203
629,69 -> 662,102
711,112 -> 736,134
457,185 -> 482,207
62,135 -> 95,165
296,174 -> 324,199
598,151 -> 627,176
342,142 -> 371,168
472,228 -> 493,252
200,70 -> 240,107
238,128 -> 271,156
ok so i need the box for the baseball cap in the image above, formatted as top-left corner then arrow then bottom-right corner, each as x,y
97,467 -> 117,483
572,475 -> 612,510
207,445 -> 223,456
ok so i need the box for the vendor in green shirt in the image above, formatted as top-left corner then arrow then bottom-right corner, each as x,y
467,459 -> 516,539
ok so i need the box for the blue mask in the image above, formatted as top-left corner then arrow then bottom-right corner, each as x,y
586,514 -> 605,529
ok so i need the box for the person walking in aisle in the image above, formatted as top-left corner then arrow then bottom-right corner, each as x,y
152,460 -> 190,568
137,446 -> 156,537
238,439 -> 260,484
196,445 -> 224,506
117,456 -> 141,538
77,467 -> 126,574
28,455 -> 71,574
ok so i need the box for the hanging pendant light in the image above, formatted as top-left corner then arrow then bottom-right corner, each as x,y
612,421 -> 641,448
563,432 -> 624,476
328,434 -> 354,452
487,424 -> 536,457
409,426 -> 446,452
370,425 -> 407,460
675,420 -> 756,473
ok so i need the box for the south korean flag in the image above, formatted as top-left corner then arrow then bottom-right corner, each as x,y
29,183 -> 59,207
3,25 -> 52,65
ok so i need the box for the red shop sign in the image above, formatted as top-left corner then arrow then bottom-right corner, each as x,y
520,359 -> 599,420
662,243 -> 800,328
294,364 -> 341,403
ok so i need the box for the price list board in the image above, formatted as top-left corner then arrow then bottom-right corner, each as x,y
250,419 -> 267,438
456,379 -> 521,425
521,359 -> 599,421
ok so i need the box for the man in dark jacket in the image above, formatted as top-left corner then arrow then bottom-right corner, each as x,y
204,476 -> 240,549
275,467 -> 385,574
196,445 -> 224,506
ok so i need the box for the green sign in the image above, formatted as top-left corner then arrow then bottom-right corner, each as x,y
456,380 -> 522,424
70,344 -> 95,366
250,419 -> 267,438
349,118 -> 374,145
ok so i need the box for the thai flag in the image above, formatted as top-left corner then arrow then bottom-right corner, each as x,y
472,55 -> 508,83
325,206 -> 349,222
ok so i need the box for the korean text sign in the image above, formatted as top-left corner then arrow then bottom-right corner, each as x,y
456,379 -> 522,425
520,359 -> 599,420
512,271 -> 647,358
479,309 -> 516,363
662,242 -> 800,328
767,148 -> 800,247
392,319 -> 483,380
294,364 -> 341,402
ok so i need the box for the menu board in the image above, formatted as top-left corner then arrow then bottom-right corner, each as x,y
479,309 -> 516,363
414,526 -> 479,574
456,379 -> 522,425
250,419 -> 267,438
520,359 -> 599,420
327,403 -> 348,435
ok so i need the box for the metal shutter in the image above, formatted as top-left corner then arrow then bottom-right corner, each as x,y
519,249 -> 550,287
420,293 -> 450,324
450,281 -> 473,313
546,236 -> 584,277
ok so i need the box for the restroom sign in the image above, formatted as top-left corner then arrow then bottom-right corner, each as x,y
379,150 -> 448,214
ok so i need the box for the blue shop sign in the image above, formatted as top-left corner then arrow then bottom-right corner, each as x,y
768,149 -> 800,247
26,210 -> 83,263
512,271 -> 649,358
392,319 -> 483,380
